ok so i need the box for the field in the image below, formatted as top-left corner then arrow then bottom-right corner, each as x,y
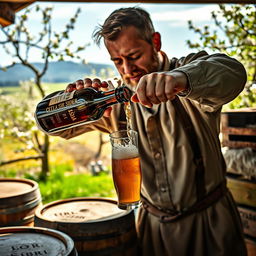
0,83 -> 116,204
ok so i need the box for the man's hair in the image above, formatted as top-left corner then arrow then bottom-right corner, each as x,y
93,7 -> 155,46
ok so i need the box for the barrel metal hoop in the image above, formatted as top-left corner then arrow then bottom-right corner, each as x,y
0,214 -> 34,227
0,197 -> 41,214
75,234 -> 138,256
70,223 -> 135,241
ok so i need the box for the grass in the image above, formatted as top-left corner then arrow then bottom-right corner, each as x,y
32,165 -> 116,204
0,83 -> 70,103
0,86 -> 22,95
0,163 -> 116,204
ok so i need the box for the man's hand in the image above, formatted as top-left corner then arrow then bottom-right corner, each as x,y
131,71 -> 189,108
65,78 -> 114,117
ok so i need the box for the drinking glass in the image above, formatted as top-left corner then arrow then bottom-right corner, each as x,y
109,130 -> 142,210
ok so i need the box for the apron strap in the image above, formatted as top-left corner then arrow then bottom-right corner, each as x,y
172,97 -> 206,201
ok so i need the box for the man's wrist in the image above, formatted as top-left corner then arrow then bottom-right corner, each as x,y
178,85 -> 191,96
176,71 -> 191,97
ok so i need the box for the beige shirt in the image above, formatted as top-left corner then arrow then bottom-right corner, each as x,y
57,51 -> 247,256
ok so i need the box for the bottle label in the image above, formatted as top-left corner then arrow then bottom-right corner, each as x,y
48,91 -> 75,106
46,98 -> 77,112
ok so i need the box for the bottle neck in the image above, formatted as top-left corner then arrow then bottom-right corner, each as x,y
98,89 -> 118,105
96,86 -> 131,105
115,86 -> 132,103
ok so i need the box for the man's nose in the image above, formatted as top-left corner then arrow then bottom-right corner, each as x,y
123,60 -> 133,74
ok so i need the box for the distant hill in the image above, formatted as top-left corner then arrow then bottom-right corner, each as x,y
0,61 -> 118,86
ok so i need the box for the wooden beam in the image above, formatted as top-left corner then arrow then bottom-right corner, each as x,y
0,0 -> 255,3
27,0 -> 256,2
0,1 -> 34,27
0,3 -> 15,27
0,0 -> 254,27
64,0 -> 253,2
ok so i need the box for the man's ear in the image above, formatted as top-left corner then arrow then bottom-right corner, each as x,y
152,32 -> 161,52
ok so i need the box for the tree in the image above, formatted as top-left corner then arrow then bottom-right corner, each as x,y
0,88 -> 42,166
187,4 -> 256,109
0,5 -> 87,180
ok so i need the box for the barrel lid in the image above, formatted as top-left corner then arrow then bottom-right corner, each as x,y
0,178 -> 40,207
0,178 -> 38,198
0,226 -> 76,256
36,197 -> 129,223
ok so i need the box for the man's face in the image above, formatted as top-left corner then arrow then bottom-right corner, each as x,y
105,26 -> 160,87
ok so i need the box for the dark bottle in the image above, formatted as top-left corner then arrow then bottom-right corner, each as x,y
35,86 -> 132,134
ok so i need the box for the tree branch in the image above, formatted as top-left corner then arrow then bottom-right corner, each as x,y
33,131 -> 43,153
0,155 -> 44,166
1,62 -> 16,70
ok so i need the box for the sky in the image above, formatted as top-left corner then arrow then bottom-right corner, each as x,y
0,2 -> 223,66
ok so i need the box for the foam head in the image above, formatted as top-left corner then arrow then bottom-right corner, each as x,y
112,143 -> 139,160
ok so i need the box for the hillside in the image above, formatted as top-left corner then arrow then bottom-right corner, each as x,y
0,61 -> 117,86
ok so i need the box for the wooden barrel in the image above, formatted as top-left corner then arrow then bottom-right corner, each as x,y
34,197 -> 138,256
0,178 -> 42,227
0,226 -> 77,256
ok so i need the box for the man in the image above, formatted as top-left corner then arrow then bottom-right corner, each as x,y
58,7 -> 247,256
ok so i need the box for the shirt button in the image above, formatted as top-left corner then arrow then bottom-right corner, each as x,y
160,187 -> 167,192
154,152 -> 161,159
